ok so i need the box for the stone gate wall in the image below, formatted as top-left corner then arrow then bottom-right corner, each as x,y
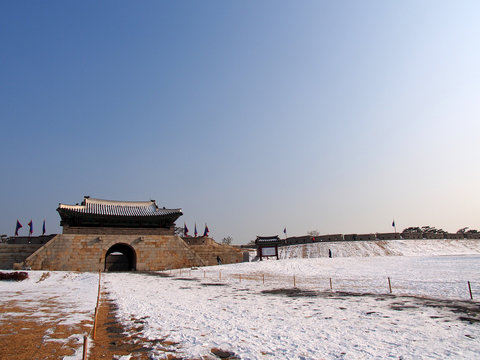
23,234 -> 206,271
20,234 -> 244,271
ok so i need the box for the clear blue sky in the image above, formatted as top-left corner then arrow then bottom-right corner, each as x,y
1,1 -> 479,243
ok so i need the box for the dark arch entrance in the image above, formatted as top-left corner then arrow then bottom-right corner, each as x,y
105,243 -> 136,271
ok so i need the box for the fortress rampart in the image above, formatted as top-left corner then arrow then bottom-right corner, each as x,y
242,231 -> 480,248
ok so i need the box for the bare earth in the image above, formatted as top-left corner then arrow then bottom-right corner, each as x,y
0,298 -> 90,359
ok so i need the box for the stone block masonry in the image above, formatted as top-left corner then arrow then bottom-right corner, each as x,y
184,237 -> 245,266
62,225 -> 173,235
0,244 -> 43,270
22,234 -> 243,271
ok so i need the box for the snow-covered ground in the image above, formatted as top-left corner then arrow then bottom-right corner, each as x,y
106,255 -> 480,360
0,271 -> 98,326
277,239 -> 480,259
1,245 -> 479,359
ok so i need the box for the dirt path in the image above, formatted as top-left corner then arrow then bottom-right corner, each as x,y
89,291 -> 186,360
0,299 -> 91,360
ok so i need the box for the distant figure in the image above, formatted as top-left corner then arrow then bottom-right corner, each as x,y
328,249 -> 332,258
217,256 -> 222,265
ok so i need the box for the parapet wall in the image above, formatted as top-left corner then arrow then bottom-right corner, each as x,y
269,232 -> 480,247
0,244 -> 43,270
184,237 -> 244,266
6,235 -> 55,245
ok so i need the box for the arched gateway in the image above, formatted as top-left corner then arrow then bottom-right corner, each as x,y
105,243 -> 136,271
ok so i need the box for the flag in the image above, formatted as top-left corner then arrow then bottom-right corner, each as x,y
283,227 -> 287,234
15,220 -> 22,236
194,223 -> 198,237
203,224 -> 209,237
42,220 -> 46,235
183,223 -> 189,237
392,220 -> 395,227
28,220 -> 33,235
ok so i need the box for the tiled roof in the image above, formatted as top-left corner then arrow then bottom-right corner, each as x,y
256,236 -> 280,240
255,235 -> 282,244
58,197 -> 182,217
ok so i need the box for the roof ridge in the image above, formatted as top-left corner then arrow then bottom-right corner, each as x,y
57,197 -> 183,217
85,197 -> 156,207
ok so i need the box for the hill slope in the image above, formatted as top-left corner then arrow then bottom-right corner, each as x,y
278,239 -> 480,259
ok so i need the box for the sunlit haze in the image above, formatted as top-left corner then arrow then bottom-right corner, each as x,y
1,1 -> 479,243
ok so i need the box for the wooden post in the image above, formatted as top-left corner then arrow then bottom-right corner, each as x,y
293,276 -> 296,287
96,273 -> 101,308
468,281 -> 473,300
329,278 -> 332,290
262,274 -> 265,285
388,277 -> 392,293
93,270 -> 102,340
82,335 -> 88,360
219,271 -> 221,280
239,274 -> 241,283
93,307 -> 98,340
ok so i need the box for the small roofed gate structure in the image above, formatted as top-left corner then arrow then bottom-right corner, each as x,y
255,235 -> 282,260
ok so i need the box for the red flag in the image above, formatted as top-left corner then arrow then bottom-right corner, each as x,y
28,220 -> 33,235
203,224 -> 209,237
15,220 -> 22,236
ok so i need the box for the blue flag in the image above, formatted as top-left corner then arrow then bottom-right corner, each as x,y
42,220 -> 46,235
392,220 -> 395,227
194,223 -> 198,237
15,220 -> 22,236
203,224 -> 209,237
183,223 -> 189,237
